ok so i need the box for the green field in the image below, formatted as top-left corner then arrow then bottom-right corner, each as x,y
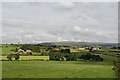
1,44 -> 119,78
2,54 -> 119,78
0,56 -> 49,61
2,61 -> 116,78
1,45 -> 16,54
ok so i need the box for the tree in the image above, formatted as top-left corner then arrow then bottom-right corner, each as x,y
79,53 -> 103,61
94,55 -> 100,61
7,54 -> 20,61
91,54 -> 96,60
49,50 -> 64,61
15,48 -> 18,52
48,49 -> 77,61
64,53 -> 77,61
52,45 -> 56,49
84,53 -> 92,60
89,47 -> 93,52
60,49 -> 70,54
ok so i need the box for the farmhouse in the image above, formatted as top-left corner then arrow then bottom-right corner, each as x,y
92,47 -> 100,51
17,49 -> 32,55
78,47 -> 85,51
67,46 -> 85,51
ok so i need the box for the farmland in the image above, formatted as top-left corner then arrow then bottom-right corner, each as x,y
2,61 -> 116,78
1,43 -> 120,78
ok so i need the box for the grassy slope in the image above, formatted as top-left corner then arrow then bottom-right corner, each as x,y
2,45 -> 15,54
2,61 -> 115,78
2,54 -> 119,78
1,44 -> 119,78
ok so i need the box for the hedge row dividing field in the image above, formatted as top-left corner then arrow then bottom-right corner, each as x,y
0,56 -> 49,61
1,53 -> 118,61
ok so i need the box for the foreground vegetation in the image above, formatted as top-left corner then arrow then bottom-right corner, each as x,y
1,44 -> 120,78
2,54 -> 119,78
2,61 -> 116,78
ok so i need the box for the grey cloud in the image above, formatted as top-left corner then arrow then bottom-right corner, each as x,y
2,2 -> 118,43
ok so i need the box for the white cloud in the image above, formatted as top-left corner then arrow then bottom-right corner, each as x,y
57,36 -> 62,42
73,25 -> 82,32
57,2 -> 75,9
84,28 -> 88,31
19,30 -> 24,33
0,33 -> 7,37
15,36 -> 22,43
2,18 -> 21,27
96,31 -> 117,38
24,34 -> 33,38
96,32 -> 103,36
31,40 -> 43,44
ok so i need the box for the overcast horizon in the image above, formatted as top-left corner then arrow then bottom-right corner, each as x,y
1,2 -> 118,44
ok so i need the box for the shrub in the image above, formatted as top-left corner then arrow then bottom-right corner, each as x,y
94,55 -> 101,61
85,53 -> 92,60
79,54 -> 85,59
7,54 -> 20,61
49,51 -> 64,61
113,61 -> 120,79
60,49 -> 70,54
49,49 -> 77,61
64,54 -> 77,61
79,53 -> 103,61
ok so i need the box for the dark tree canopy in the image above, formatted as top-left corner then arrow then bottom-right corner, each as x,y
60,49 -> 70,54
7,54 -> 20,61
48,49 -> 77,61
79,53 -> 103,61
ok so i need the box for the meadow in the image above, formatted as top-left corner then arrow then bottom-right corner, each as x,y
2,54 -> 119,78
2,61 -> 116,78
1,44 -> 119,78
0,56 -> 49,61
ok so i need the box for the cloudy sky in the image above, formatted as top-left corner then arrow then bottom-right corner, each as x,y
1,2 -> 118,44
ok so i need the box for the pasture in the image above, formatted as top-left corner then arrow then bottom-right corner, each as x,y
2,54 -> 119,78
0,56 -> 49,61
2,61 -> 116,78
1,44 -> 119,78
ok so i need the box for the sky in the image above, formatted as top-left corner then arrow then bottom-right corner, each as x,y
1,2 -> 118,44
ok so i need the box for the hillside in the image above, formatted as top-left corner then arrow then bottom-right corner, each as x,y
38,41 -> 118,48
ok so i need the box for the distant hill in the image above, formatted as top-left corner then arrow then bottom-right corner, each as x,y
99,43 -> 118,48
39,41 -> 119,48
39,42 -> 54,46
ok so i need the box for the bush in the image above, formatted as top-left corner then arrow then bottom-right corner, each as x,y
79,53 -> 91,60
85,53 -> 92,60
49,49 -> 77,61
64,54 -> 77,61
79,53 -> 103,61
113,61 -> 120,79
7,54 -> 20,61
60,49 -> 70,54
49,51 -> 64,61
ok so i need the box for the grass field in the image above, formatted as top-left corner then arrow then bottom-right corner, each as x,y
1,44 -> 119,78
0,54 -> 118,64
2,54 -> 119,78
1,45 -> 16,54
0,56 -> 49,61
2,61 -> 116,78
